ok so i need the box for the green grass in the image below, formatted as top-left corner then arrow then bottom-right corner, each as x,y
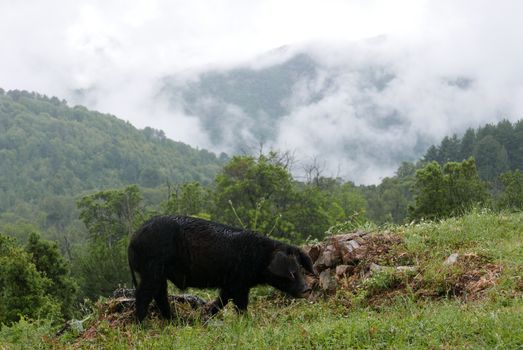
3,299 -> 523,349
400,209 -> 523,298
2,210 -> 523,349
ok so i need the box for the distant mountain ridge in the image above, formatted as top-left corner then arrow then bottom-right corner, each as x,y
0,89 -> 225,216
155,40 -> 517,184
162,53 -> 319,150
159,46 -> 428,183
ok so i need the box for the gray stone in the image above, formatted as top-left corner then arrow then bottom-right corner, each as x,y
335,264 -> 351,277
444,253 -> 460,265
369,263 -> 382,273
314,245 -> 340,269
348,240 -> 360,250
396,266 -> 417,273
319,269 -> 337,291
333,232 -> 362,242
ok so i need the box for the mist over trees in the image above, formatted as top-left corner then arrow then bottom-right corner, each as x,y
1,88 -> 523,323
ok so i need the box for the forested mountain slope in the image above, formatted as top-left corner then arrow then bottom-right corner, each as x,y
423,119 -> 523,181
0,89 -> 225,221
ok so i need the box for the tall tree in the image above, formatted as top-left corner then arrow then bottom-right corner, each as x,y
423,145 -> 441,163
0,234 -> 61,324
75,185 -> 146,299
439,135 -> 461,163
498,170 -> 523,210
77,185 -> 143,247
511,120 -> 523,171
460,128 -> 476,161
409,158 -> 488,220
409,162 -> 447,220
25,233 -> 78,318
474,135 -> 510,181
395,161 -> 417,179
163,181 -> 210,216
212,153 -> 294,236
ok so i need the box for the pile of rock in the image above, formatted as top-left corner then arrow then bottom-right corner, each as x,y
301,230 -> 503,301
302,230 -> 412,295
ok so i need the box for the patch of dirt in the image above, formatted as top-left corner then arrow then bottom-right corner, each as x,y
64,291 -> 208,345
439,254 -> 503,300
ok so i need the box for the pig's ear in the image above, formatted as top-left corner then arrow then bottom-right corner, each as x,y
268,251 -> 295,279
297,250 -> 317,276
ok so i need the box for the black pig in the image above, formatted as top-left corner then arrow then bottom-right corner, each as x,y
128,216 -> 315,322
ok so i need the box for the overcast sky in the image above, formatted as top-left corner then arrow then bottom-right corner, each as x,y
1,0 -> 429,91
2,0 -> 523,183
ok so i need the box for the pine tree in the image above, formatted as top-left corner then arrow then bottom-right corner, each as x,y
460,128 -> 476,160
474,135 -> 510,181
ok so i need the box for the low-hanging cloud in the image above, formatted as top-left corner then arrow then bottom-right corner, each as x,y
1,1 -> 523,184
270,27 -> 523,183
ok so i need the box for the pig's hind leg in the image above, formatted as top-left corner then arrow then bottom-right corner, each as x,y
153,278 -> 172,320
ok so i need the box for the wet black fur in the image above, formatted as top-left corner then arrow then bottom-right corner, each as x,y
128,215 -> 315,322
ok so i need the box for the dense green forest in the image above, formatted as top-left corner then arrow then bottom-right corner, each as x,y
1,88 -> 523,326
363,119 -> 523,224
0,89 -> 226,240
423,120 -> 523,180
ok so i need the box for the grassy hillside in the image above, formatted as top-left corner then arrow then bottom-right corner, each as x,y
2,210 -> 522,349
0,89 -> 225,230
